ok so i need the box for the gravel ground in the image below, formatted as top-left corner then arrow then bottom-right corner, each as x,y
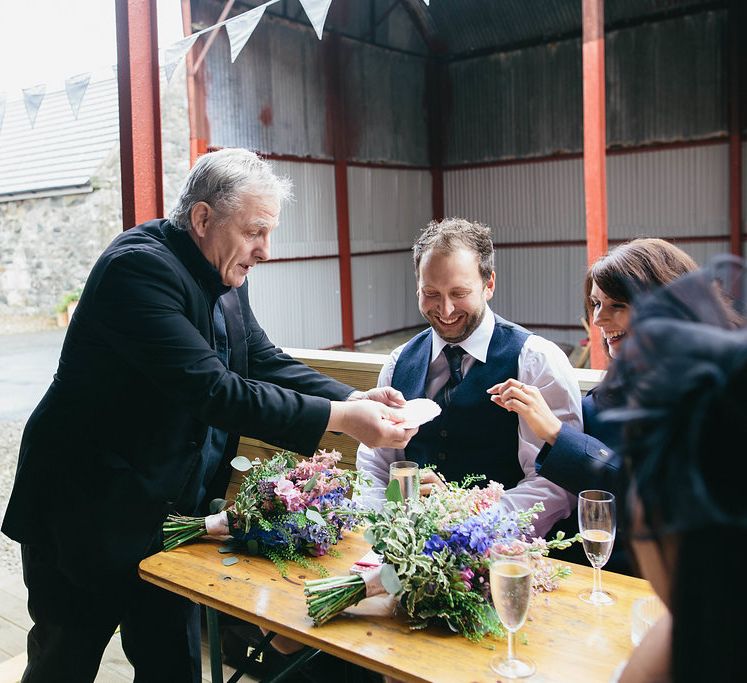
0,420 -> 24,577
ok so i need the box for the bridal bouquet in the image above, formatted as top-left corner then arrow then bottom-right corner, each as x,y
163,450 -> 365,575
304,474 -> 577,640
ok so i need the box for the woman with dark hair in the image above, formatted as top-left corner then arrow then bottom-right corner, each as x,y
606,257 -> 747,682
489,238 -> 697,572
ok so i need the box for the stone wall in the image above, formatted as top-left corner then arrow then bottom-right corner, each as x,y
0,64 -> 190,323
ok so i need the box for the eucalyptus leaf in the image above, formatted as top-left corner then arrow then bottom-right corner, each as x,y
385,479 -> 403,503
209,498 -> 228,514
306,508 -> 325,526
380,564 -> 403,595
218,545 -> 235,554
363,528 -> 375,545
303,473 -> 318,492
222,556 -> 239,566
245,540 -> 259,555
230,456 -> 253,472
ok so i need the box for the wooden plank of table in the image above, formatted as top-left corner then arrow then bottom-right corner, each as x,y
139,532 -> 653,683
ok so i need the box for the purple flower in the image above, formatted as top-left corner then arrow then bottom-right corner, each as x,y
424,534 -> 448,556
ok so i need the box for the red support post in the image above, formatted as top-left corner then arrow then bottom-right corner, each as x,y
582,0 -> 609,370
181,0 -> 210,166
728,0 -> 743,257
325,36 -> 355,350
115,0 -> 164,230
427,60 -> 445,221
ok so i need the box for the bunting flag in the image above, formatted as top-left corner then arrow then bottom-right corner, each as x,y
22,84 -> 46,128
1,0 -> 430,131
64,73 -> 91,119
225,3 -> 267,63
299,0 -> 333,40
422,0 -> 430,5
160,33 -> 200,82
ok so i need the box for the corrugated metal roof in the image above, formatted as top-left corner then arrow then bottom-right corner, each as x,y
222,0 -> 720,58
0,78 -> 119,199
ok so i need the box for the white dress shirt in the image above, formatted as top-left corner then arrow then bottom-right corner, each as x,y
355,310 -> 582,537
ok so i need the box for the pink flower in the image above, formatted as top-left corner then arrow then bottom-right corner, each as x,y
274,477 -> 305,511
460,567 -> 475,582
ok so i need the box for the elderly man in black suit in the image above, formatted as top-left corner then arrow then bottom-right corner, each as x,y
2,148 -> 414,683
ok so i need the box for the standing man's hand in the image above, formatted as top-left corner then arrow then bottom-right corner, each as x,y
348,386 -> 406,408
487,378 -> 563,445
328,399 -> 416,448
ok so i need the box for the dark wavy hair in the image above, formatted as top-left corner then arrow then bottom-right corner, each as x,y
584,238 -> 698,344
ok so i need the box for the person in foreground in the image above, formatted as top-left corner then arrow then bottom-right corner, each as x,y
356,217 -> 582,537
1,148 -> 415,683
605,256 -> 747,683
489,238 -> 697,572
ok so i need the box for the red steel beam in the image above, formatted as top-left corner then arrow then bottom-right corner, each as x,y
427,60 -> 445,221
582,0 -> 608,370
181,0 -> 209,166
325,35 -> 355,350
115,0 -> 164,229
728,0 -> 743,257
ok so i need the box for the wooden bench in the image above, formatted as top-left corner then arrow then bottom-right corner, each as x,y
228,348 -> 604,499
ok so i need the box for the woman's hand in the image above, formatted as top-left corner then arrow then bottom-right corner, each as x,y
419,469 -> 447,497
487,378 -> 563,445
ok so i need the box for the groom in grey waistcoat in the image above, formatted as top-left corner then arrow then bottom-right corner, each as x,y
356,218 -> 582,536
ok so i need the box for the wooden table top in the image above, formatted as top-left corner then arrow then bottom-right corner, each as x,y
139,532 -> 654,683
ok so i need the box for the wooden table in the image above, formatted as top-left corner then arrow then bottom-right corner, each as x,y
139,532 -> 654,683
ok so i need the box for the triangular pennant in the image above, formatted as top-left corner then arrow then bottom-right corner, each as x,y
299,0 -> 333,40
422,0 -> 430,5
225,4 -> 267,63
160,33 -> 200,82
65,73 -> 91,119
22,84 -> 46,128
0,94 -> 6,135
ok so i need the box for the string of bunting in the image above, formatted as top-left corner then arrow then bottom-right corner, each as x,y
0,0 -> 430,132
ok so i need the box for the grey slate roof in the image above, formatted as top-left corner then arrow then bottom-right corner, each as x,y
0,77 -> 119,200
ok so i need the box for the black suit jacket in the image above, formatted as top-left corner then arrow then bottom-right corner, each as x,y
2,220 -> 353,587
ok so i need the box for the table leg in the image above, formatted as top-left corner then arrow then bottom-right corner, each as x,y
206,607 -> 224,683
260,647 -> 321,683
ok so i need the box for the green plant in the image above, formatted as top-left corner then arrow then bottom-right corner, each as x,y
56,288 -> 82,313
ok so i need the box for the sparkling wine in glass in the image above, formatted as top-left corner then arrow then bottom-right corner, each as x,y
389,460 -> 420,501
489,544 -> 535,679
578,489 -> 616,605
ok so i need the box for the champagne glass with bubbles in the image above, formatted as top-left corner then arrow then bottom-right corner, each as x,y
489,543 -> 535,679
578,489 -> 616,605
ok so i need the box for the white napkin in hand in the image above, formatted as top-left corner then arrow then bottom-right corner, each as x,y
393,398 -> 441,429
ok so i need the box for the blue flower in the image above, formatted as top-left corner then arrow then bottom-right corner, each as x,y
424,534 -> 448,556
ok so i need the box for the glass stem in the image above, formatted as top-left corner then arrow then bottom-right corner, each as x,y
593,566 -> 602,595
507,631 -> 515,661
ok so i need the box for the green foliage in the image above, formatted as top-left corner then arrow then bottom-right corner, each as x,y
56,288 -> 82,313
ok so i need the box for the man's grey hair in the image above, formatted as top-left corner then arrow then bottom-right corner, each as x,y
413,218 -> 495,283
169,148 -> 293,231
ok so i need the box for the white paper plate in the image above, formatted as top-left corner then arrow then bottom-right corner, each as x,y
395,397 -> 441,429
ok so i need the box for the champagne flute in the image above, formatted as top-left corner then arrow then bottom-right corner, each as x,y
578,489 -> 616,605
389,460 -> 420,502
489,544 -> 535,679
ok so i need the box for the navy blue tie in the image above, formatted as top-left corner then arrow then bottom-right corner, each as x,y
435,345 -> 466,409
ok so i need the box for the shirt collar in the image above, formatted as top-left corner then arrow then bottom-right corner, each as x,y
430,308 -> 495,363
